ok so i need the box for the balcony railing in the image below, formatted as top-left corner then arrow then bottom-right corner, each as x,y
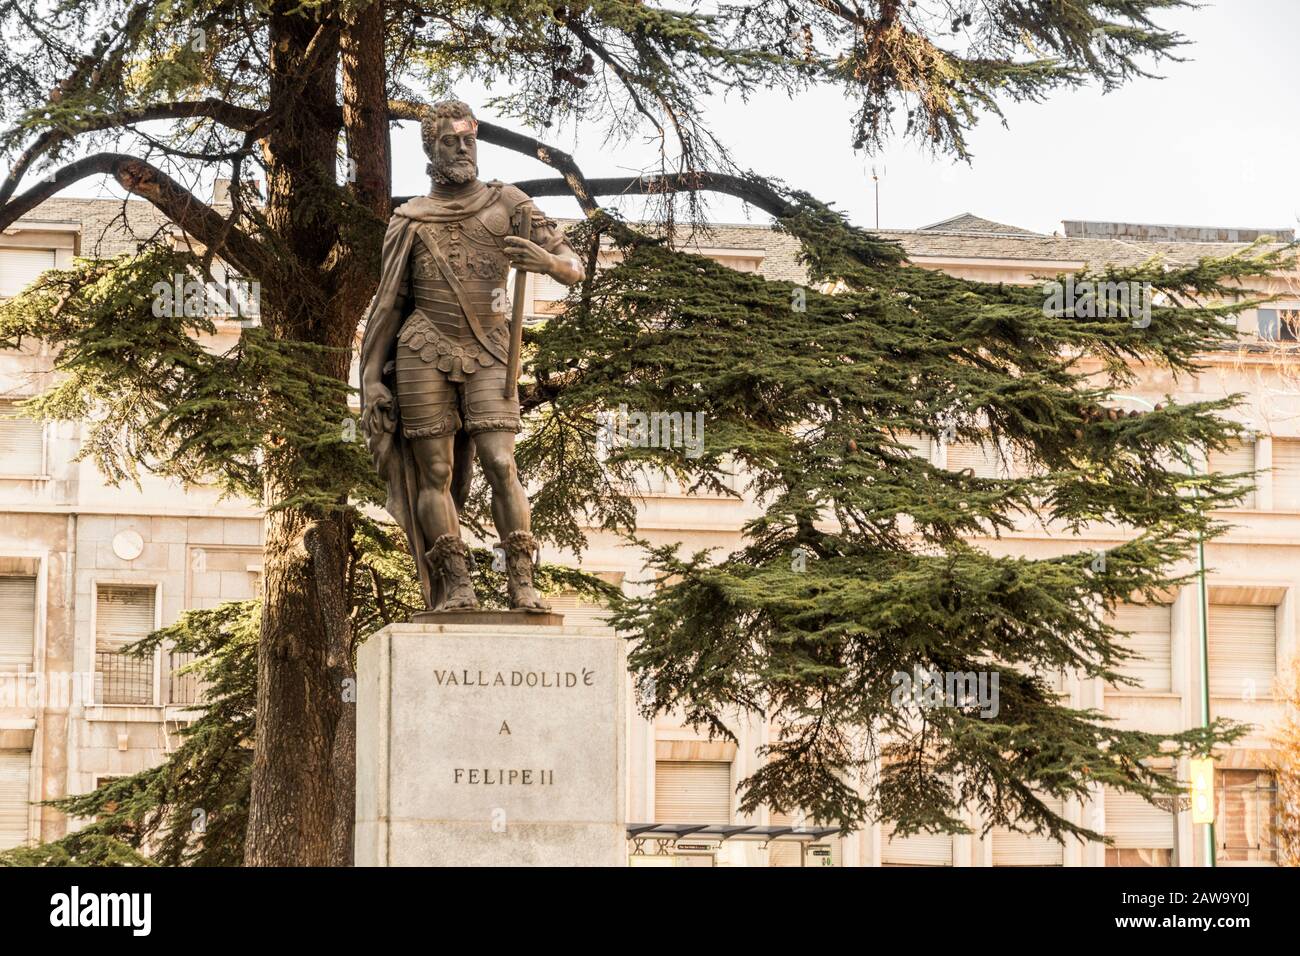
167,651 -> 201,706
94,649 -> 153,705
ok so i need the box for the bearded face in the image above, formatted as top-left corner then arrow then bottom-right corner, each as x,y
427,116 -> 479,186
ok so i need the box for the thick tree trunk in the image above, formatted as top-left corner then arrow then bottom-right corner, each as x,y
244,4 -> 351,867
246,503 -> 352,866
244,0 -> 391,867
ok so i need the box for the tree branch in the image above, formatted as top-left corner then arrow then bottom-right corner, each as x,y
0,153 -> 270,279
511,171 -> 799,219
0,100 -> 265,208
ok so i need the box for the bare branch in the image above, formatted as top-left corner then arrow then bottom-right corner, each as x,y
0,99 -> 265,207
511,171 -> 799,220
0,153 -> 270,279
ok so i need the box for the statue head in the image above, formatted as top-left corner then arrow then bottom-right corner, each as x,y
421,100 -> 479,187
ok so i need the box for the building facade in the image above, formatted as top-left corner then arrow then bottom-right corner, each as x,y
1,200 -> 1296,865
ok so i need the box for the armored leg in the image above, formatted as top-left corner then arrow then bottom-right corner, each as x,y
501,530 -> 548,612
428,533 -> 479,611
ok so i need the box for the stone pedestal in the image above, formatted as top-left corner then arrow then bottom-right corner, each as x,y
355,621 -> 626,866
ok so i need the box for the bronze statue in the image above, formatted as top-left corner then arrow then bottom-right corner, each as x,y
359,100 -> 585,613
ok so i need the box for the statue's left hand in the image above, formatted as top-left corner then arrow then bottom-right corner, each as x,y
503,236 -> 554,273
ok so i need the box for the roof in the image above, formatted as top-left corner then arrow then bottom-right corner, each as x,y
917,212 -> 1044,237
8,197 -> 1291,284
11,196 -> 178,257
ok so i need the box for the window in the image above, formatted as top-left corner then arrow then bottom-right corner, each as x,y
0,248 -> 56,298
0,576 -> 37,673
882,824 -> 954,866
633,467 -> 674,496
546,593 -> 614,630
1104,786 -> 1175,866
0,400 -> 44,476
1107,603 -> 1173,693
1257,307 -> 1300,343
529,272 -> 570,317
1274,439 -> 1300,511
0,750 -> 31,850
991,796 -> 1065,866
1207,440 -> 1256,509
899,432 -> 933,462
654,760 -> 731,825
945,440 -> 999,478
95,585 -> 157,705
1208,604 -> 1276,698
1215,770 -> 1277,864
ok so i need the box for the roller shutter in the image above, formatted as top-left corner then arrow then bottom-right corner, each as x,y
991,798 -> 1065,866
0,576 -> 37,672
546,592 -> 614,631
655,760 -> 731,824
0,248 -> 56,298
1108,603 -> 1172,692
1274,439 -> 1300,511
945,441 -> 999,478
1208,605 -> 1276,697
1208,441 -> 1256,509
882,825 -> 954,866
0,751 -> 31,850
1105,787 -> 1174,849
0,401 -> 44,476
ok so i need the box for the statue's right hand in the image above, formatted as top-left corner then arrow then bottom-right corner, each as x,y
362,383 -> 396,435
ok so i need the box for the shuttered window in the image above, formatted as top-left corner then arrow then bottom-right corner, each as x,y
655,760 -> 731,824
1105,787 -> 1175,850
0,576 -> 37,672
0,750 -> 31,850
546,592 -> 614,630
95,585 -> 156,705
1108,603 -> 1173,693
1208,604 -> 1276,698
0,400 -> 44,476
0,248 -> 56,298
1274,439 -> 1300,511
945,441 -> 999,478
530,272 -> 570,314
882,825 -> 954,866
900,433 -> 933,462
991,797 -> 1065,866
1208,440 -> 1256,509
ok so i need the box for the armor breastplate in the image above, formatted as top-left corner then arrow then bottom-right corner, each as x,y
408,218 -> 511,342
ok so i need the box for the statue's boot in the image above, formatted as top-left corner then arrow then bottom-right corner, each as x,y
428,533 -> 479,611
502,530 -> 549,612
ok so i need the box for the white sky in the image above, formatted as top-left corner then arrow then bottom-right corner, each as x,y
395,0 -> 1300,235
46,0 -> 1300,237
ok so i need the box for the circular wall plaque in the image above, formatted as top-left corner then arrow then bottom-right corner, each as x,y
112,529 -> 145,561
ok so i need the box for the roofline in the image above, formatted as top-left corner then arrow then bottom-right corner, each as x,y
1064,218 -> 1296,234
